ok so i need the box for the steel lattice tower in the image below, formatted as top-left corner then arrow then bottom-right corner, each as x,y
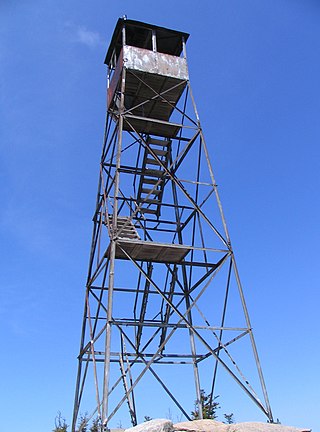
72,18 -> 273,432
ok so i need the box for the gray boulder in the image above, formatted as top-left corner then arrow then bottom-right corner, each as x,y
173,420 -> 311,432
227,422 -> 311,432
125,419 -> 173,432
125,418 -> 311,432
174,420 -> 228,432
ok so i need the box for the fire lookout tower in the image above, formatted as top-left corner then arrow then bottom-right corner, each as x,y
72,18 -> 273,431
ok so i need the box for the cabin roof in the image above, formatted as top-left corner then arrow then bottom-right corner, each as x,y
105,18 -> 190,65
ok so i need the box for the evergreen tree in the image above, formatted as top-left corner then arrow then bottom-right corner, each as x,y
223,413 -> 234,424
90,417 -> 102,432
191,389 -> 220,420
53,412 -> 68,432
78,413 -> 89,432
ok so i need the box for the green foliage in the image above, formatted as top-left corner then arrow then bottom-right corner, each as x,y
53,412 -> 104,432
223,413 -> 234,424
78,413 -> 89,432
53,412 -> 68,432
191,389 -> 220,420
90,417 -> 102,432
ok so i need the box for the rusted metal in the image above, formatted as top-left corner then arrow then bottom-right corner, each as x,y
106,239 -> 192,263
104,18 -> 189,65
123,45 -> 189,80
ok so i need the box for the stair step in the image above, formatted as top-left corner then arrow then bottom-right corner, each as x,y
141,188 -> 161,195
147,148 -> 168,157
144,168 -> 165,177
147,138 -> 171,147
117,224 -> 136,229
109,216 -> 130,222
140,198 -> 161,205
118,227 -> 135,232
142,178 -> 160,185
118,233 -> 139,239
146,158 -> 164,166
107,216 -> 140,240
117,219 -> 133,224
139,208 -> 158,215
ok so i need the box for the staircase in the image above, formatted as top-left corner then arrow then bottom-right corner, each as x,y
137,137 -> 171,217
107,216 -> 140,240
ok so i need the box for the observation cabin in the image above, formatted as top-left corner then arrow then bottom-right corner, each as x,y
105,18 -> 190,137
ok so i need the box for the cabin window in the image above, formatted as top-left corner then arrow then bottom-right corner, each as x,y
155,29 -> 183,56
125,25 -> 153,51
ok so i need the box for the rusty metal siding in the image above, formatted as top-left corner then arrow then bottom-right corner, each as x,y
123,45 -> 189,80
107,48 -> 123,108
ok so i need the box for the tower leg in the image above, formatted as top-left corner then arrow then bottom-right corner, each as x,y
102,66 -> 126,429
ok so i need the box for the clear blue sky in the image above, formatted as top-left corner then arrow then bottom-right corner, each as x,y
1,1 -> 319,431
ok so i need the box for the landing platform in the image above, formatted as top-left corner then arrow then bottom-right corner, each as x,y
107,239 -> 191,263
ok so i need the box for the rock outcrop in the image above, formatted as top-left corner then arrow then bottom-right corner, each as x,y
125,419 -> 173,432
125,419 -> 311,432
173,420 -> 228,432
173,420 -> 311,432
